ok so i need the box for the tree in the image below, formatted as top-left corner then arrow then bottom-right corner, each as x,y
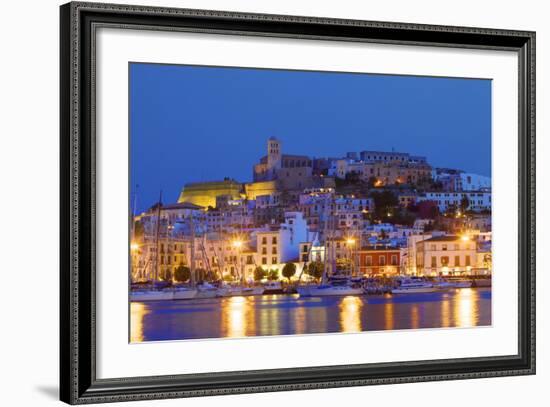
306,261 -> 324,282
253,266 -> 266,282
267,269 -> 279,281
282,262 -> 297,283
369,190 -> 399,220
460,195 -> 470,213
174,266 -> 191,283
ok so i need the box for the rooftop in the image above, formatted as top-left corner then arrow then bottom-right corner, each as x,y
421,235 -> 462,242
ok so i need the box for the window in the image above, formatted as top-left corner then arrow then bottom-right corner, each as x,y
262,247 -> 267,255
301,254 -> 308,262
262,237 -> 267,244
454,244 -> 460,250
379,256 -> 386,266
272,257 -> 277,264
430,244 -> 436,251
442,244 -> 447,251
455,256 -> 460,266
465,256 -> 471,266
262,257 -> 267,265
366,256 -> 372,266
391,255 -> 398,266
431,256 -> 437,267
441,256 -> 449,266
302,245 -> 308,253
272,247 -> 277,254
272,237 -> 277,244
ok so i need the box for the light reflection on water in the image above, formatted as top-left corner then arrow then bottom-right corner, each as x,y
130,302 -> 148,343
130,287 -> 491,342
339,296 -> 363,333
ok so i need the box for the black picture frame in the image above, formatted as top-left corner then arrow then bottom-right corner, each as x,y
60,2 -> 536,404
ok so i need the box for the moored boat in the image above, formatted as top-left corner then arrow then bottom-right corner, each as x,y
263,281 -> 283,294
392,277 -> 437,294
130,289 -> 174,302
240,286 -> 265,296
173,286 -> 198,300
304,284 -> 364,297
452,279 -> 473,288
195,282 -> 219,299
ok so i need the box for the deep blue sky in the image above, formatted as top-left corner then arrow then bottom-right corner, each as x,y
130,63 -> 491,213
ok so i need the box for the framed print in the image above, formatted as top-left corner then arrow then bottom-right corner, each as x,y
60,2 -> 535,404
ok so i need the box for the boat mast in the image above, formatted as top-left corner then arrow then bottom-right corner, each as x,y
189,212 -> 196,287
154,190 -> 163,282
130,184 -> 139,282
321,197 -> 330,285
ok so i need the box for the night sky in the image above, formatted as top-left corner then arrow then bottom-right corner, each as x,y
130,63 -> 491,213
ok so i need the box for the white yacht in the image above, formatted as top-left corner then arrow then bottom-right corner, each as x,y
434,277 -> 473,290
195,282 -> 219,299
240,286 -> 265,296
295,285 -> 311,297
392,277 -> 437,294
452,279 -> 473,288
433,277 -> 455,290
217,284 -> 264,297
172,286 -> 198,300
304,284 -> 364,297
130,289 -> 174,302
263,281 -> 283,294
298,277 -> 363,297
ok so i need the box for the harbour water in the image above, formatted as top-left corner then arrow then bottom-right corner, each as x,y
130,287 -> 491,342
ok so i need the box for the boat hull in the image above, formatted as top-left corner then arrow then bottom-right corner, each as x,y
173,289 -> 198,300
391,287 -> 437,294
240,287 -> 265,296
195,290 -> 218,299
299,286 -> 363,297
453,281 -> 473,288
130,290 -> 174,302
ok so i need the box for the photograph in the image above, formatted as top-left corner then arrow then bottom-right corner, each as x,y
129,63 -> 493,343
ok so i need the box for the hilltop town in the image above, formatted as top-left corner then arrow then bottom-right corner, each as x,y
131,137 -> 492,284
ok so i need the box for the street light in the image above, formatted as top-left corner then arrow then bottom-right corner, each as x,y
346,238 -> 356,246
232,239 -> 243,249
130,242 -> 139,252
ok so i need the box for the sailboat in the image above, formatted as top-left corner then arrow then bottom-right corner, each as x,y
130,191 -> 197,302
130,191 -> 178,302
297,210 -> 363,297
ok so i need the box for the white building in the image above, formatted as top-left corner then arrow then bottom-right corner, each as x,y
416,235 -> 478,276
254,212 -> 308,274
417,191 -> 491,212
460,173 -> 491,191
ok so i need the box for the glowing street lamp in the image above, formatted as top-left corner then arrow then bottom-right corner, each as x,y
346,238 -> 356,246
460,235 -> 470,242
232,240 -> 243,249
130,242 -> 139,252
